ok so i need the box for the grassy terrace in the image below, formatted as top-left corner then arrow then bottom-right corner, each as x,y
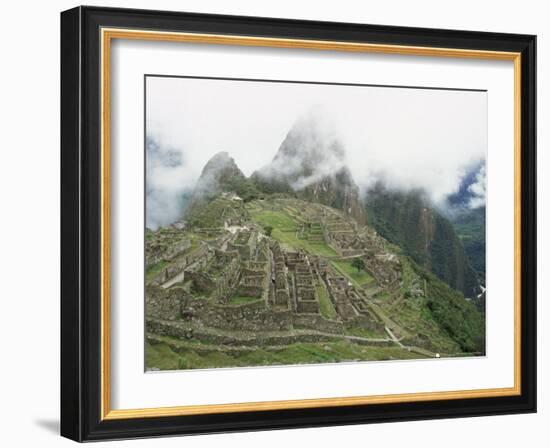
315,284 -> 338,320
145,260 -> 168,282
248,208 -> 338,257
331,259 -> 375,288
146,335 -> 426,370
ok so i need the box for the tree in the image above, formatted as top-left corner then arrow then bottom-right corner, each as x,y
263,225 -> 273,237
351,257 -> 365,273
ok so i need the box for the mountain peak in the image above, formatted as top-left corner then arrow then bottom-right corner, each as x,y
200,151 -> 241,176
253,110 -> 366,224
186,152 -> 245,215
261,108 -> 346,185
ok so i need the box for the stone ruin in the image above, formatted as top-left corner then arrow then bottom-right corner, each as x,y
271,243 -> 290,308
292,255 -> 319,314
145,198 -> 407,351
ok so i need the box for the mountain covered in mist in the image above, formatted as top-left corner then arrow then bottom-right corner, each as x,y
188,151 -> 245,204
185,151 -> 259,223
252,112 -> 367,224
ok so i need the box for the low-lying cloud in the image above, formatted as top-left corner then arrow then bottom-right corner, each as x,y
467,164 -> 486,209
146,136 -> 194,229
146,76 -> 487,227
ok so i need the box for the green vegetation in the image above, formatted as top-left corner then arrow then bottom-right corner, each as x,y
423,269 -> 485,353
147,191 -> 485,370
145,260 -> 168,282
251,210 -> 296,229
187,196 -> 237,228
351,257 -> 366,273
365,187 -> 479,297
223,176 -> 260,202
371,255 -> 468,354
430,213 -> 478,298
146,336 -> 427,371
303,242 -> 338,257
370,254 -> 484,354
451,207 -> 486,285
345,326 -> 386,338
331,259 -> 375,288
366,187 -> 429,264
249,208 -> 338,257
315,284 -> 337,320
374,291 -> 390,301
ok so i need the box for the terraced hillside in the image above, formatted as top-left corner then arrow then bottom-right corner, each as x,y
145,194 -> 484,371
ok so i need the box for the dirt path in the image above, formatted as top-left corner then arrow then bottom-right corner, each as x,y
161,271 -> 185,289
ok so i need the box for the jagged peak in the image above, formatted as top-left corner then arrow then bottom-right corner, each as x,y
255,107 -> 349,188
186,151 -> 246,216
200,151 -> 243,177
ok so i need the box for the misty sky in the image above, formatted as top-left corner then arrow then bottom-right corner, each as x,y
146,76 -> 487,229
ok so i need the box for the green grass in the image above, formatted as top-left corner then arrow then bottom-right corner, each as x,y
249,210 -> 296,229
228,295 -> 262,306
374,261 -> 467,354
345,326 -> 387,339
145,336 -> 428,371
315,285 -> 338,320
305,242 -> 338,257
249,209 -> 338,257
331,260 -> 375,288
145,260 -> 168,282
399,256 -> 415,293
374,291 -> 391,301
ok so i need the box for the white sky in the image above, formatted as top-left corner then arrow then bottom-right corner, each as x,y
146,75 -> 487,226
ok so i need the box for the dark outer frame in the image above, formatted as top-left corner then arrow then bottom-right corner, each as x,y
60,5 -> 536,442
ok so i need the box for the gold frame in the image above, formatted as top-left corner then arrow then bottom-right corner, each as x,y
100,27 -> 522,421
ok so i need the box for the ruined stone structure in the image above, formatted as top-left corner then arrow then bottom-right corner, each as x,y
292,254 -> 319,314
145,196 -> 413,360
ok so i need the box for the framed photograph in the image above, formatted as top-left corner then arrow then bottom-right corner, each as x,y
60,6 -> 536,441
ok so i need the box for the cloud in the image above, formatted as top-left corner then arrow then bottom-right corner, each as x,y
145,136 -> 193,229
467,164 -> 486,209
254,106 -> 349,190
146,76 -> 487,226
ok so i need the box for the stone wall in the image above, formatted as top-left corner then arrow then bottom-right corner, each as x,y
296,299 -> 319,314
213,258 -> 241,302
344,314 -> 385,334
185,270 -> 215,294
191,299 -> 293,332
146,287 -> 182,321
293,314 -> 344,334
274,289 -> 289,306
236,285 -> 263,298
146,318 -> 344,347
149,244 -> 211,286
